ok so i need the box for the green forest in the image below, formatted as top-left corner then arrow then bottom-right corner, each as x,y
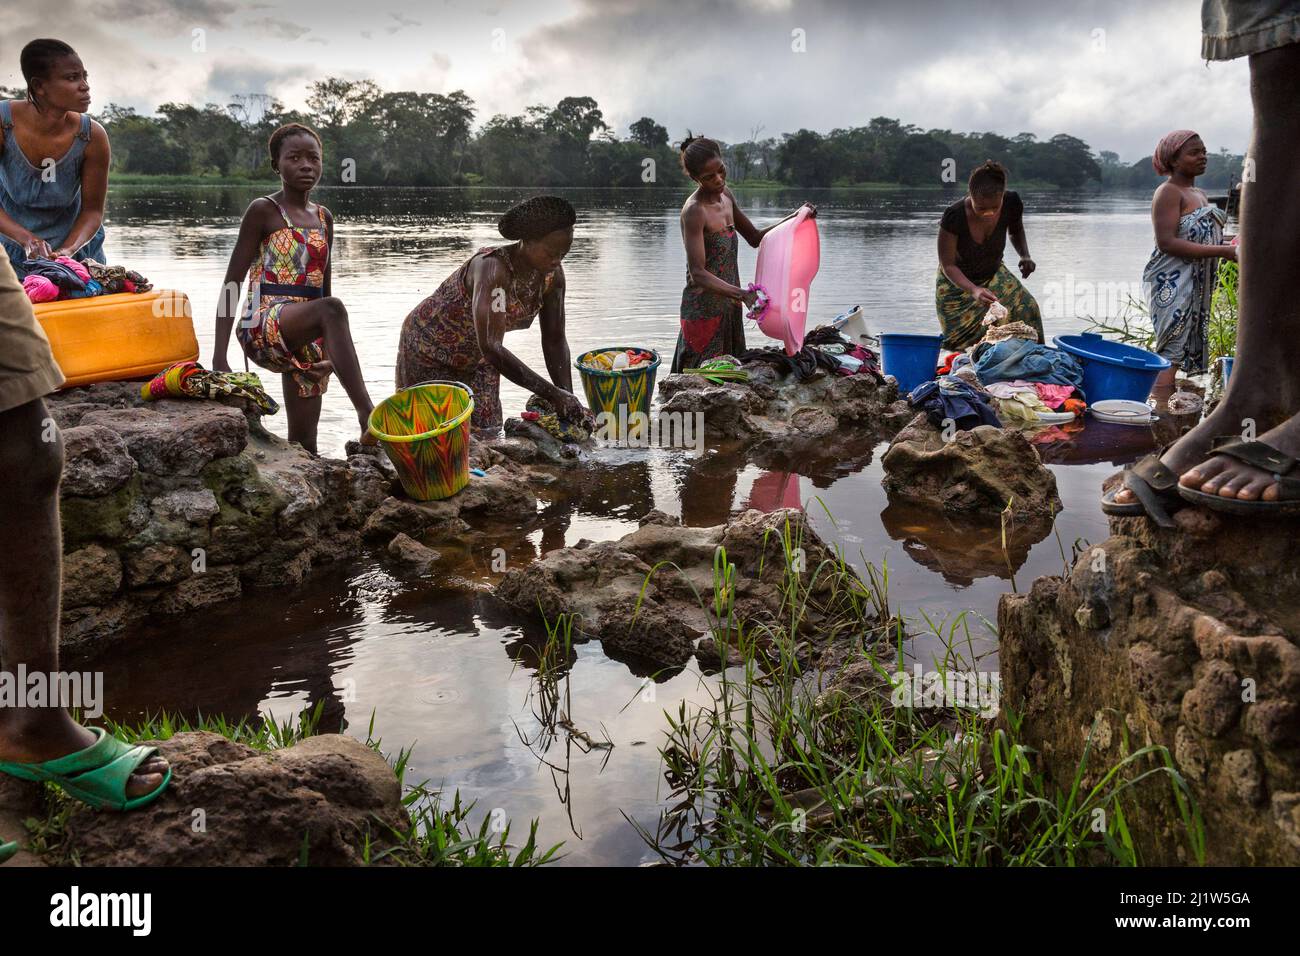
3,77 -> 1245,190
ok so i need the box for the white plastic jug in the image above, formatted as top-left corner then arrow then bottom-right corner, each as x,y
831,305 -> 871,345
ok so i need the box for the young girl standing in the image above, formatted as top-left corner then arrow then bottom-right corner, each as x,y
673,135 -> 814,373
212,122 -> 374,454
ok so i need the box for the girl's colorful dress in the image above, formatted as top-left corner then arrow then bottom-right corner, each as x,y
672,226 -> 746,373
395,244 -> 556,430
238,198 -> 331,397
1143,204 -> 1227,373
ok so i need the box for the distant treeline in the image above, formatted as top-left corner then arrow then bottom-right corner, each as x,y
1,78 -> 1244,190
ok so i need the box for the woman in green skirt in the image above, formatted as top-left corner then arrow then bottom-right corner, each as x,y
936,161 -> 1043,350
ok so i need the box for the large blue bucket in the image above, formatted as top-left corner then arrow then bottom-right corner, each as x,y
880,333 -> 943,394
1053,333 -> 1170,403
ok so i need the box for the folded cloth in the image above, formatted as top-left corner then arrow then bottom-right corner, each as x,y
83,259 -> 153,294
65,278 -> 104,300
21,257 -> 86,292
972,338 -> 1085,391
992,390 -> 1052,423
55,256 -> 91,283
22,274 -> 59,303
1031,382 -> 1076,409
141,361 -> 279,415
908,376 -> 1001,431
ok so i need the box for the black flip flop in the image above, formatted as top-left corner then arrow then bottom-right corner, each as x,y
1177,437 -> 1300,516
1101,448 -> 1181,528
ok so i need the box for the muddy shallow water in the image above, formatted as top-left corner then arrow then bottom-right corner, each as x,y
81,186 -> 1175,864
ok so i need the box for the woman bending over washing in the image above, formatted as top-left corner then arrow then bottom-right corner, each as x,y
936,161 -> 1043,351
673,135 -> 815,373
212,123 -> 375,455
0,39 -> 108,277
395,195 -> 586,432
1142,130 -> 1236,392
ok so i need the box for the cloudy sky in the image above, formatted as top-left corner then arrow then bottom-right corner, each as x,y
1,0 -> 1250,161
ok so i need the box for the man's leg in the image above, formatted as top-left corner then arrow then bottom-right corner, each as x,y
1116,40 -> 1300,503
1178,40 -> 1300,499
0,398 -> 166,793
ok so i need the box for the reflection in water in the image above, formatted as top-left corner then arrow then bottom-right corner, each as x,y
87,186 -> 1171,864
879,496 -> 1054,589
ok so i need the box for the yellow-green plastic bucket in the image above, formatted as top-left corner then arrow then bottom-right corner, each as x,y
575,346 -> 661,439
368,381 -> 474,501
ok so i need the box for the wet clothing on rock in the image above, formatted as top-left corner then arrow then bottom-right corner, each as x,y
972,338 -> 1085,391
673,226 -> 746,373
396,244 -> 558,431
522,393 -> 593,443
1143,204 -> 1226,374
908,377 -> 1002,431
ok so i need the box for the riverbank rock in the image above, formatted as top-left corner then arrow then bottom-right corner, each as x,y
361,439 -> 550,560
657,360 -> 910,450
494,507 -> 844,670
999,507 -> 1300,865
58,732 -> 407,866
49,383 -> 391,652
881,414 -> 1060,517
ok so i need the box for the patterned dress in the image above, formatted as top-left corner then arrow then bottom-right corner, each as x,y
672,226 -> 746,373
237,198 -> 331,397
1143,204 -> 1227,373
396,244 -> 556,430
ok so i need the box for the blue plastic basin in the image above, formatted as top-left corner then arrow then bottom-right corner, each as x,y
1053,333 -> 1170,403
880,333 -> 943,394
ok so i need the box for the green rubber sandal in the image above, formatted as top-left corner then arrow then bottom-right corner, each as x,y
0,728 -> 171,812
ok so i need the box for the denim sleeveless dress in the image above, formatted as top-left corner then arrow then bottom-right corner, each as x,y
0,101 -> 106,278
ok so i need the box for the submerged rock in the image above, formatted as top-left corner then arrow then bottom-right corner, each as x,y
881,414 -> 1060,517
494,508 -> 841,670
999,508 -> 1300,864
59,732 -> 407,866
48,383 -> 390,652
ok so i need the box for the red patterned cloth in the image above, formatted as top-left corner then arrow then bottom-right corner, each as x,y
672,226 -> 746,373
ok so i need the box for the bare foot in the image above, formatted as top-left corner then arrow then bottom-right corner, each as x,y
0,709 -> 168,800
1111,394 -> 1260,505
1179,412 -> 1300,502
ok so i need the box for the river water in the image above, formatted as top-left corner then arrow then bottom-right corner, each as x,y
84,185 -> 1171,864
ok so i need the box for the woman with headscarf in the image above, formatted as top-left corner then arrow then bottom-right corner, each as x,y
1141,129 -> 1237,390
395,195 -> 585,432
0,39 -> 108,277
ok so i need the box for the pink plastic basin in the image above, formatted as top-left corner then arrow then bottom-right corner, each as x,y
753,207 -> 820,355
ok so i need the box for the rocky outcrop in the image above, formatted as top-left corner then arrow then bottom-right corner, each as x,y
47,732 -> 407,866
999,506 -> 1300,865
657,361 -> 910,450
494,507 -> 844,670
881,414 -> 1060,518
49,383 -> 392,651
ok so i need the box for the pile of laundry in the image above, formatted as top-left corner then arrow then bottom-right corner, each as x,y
736,323 -> 884,383
580,348 -> 656,373
21,257 -> 153,304
914,327 -> 1088,430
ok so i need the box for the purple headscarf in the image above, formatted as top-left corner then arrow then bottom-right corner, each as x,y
1152,130 -> 1198,175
